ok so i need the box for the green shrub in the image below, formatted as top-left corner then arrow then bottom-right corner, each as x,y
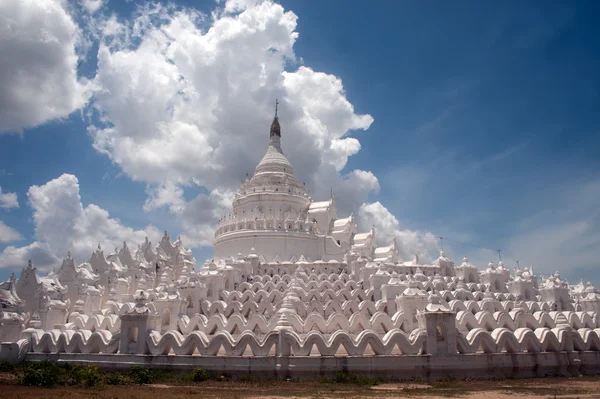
0,362 -> 15,372
19,361 -> 105,388
20,367 -> 48,387
129,366 -> 155,385
20,361 -> 69,387
106,372 -> 128,385
333,371 -> 351,384
151,369 -> 172,382
17,362 -> 188,387
191,368 -> 209,382
71,365 -> 103,387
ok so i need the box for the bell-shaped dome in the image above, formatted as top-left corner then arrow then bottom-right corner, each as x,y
254,139 -> 294,175
236,112 -> 308,200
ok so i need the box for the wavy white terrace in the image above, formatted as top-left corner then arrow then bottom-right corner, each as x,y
1,113 -> 600,378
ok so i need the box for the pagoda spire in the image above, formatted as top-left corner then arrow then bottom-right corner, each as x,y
270,99 -> 281,139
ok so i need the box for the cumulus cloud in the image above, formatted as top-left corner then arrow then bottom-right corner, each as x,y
88,0 -> 376,245
0,174 -> 160,271
0,242 -> 59,272
0,221 -> 23,243
179,188 -> 236,247
223,0 -> 264,14
358,201 -> 440,263
143,182 -> 186,214
0,0 -> 385,261
82,0 -> 105,14
327,170 -> 380,215
143,182 -> 234,247
0,0 -> 91,133
0,187 -> 18,209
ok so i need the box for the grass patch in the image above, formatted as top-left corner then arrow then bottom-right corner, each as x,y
3,361 -> 596,399
12,361 -> 210,388
20,360 -> 72,387
0,368 -> 598,399
0,362 -> 15,372
430,375 -> 458,388
105,372 -> 128,385
19,361 -> 105,388
128,365 -> 156,385
332,371 -> 380,386
70,364 -> 104,387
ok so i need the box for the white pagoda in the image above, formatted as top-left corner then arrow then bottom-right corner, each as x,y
1,109 -> 600,380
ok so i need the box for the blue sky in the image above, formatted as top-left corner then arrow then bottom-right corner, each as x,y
0,0 -> 598,284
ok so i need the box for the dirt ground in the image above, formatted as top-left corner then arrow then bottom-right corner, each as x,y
2,374 -> 600,398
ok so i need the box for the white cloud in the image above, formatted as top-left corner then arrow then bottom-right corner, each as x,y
0,221 -> 23,243
179,188 -> 236,247
144,182 -> 234,247
0,174 -> 160,271
87,0 -> 376,245
0,0 -> 91,133
223,0 -> 264,14
0,242 -> 60,271
358,201 -> 440,263
143,181 -> 187,214
327,170 -> 380,216
82,0 -> 105,14
0,187 -> 18,209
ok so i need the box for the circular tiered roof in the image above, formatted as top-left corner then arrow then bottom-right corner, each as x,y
235,115 -> 308,201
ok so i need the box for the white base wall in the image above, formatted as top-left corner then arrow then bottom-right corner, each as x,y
24,352 -> 600,380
